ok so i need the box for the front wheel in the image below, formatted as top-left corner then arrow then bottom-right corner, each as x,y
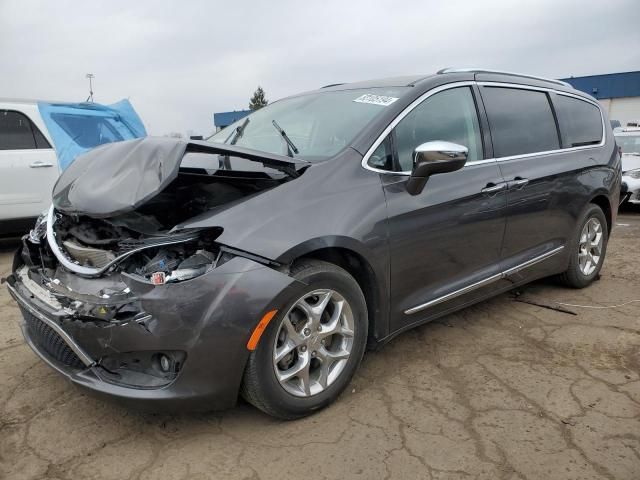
559,204 -> 608,288
241,260 -> 368,419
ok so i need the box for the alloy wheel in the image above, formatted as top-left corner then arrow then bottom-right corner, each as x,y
273,289 -> 355,397
578,217 -> 603,276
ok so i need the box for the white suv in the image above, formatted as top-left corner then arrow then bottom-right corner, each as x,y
615,127 -> 640,205
0,99 -> 145,235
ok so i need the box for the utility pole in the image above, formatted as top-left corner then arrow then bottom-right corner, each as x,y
86,73 -> 95,102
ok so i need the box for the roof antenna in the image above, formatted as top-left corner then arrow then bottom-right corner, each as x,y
85,73 -> 95,102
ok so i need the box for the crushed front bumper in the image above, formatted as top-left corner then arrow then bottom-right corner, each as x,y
8,256 -> 303,411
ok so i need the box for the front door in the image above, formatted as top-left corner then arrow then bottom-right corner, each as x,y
368,85 -> 507,333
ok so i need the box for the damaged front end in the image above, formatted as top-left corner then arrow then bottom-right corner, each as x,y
6,137 -> 306,410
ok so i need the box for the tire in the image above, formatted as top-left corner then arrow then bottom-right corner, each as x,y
241,259 -> 368,419
559,204 -> 608,288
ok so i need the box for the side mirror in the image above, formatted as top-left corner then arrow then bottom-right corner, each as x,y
406,141 -> 468,195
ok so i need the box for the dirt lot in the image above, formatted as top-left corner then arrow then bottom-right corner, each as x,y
1,213 -> 639,480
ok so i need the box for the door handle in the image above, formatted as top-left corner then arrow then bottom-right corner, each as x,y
29,161 -> 54,168
481,182 -> 508,195
508,177 -> 529,189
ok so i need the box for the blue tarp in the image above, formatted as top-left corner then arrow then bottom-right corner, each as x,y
38,99 -> 147,170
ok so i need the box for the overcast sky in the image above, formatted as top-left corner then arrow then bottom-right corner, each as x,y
1,0 -> 639,136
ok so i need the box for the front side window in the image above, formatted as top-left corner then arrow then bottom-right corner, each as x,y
482,87 -> 560,157
368,137 -> 394,171
209,87 -> 410,161
391,87 -> 482,172
0,110 -> 49,150
554,95 -> 603,147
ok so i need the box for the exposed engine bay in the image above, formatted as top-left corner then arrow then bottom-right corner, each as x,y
15,138 -> 305,329
45,168 -> 284,281
27,169 -> 285,288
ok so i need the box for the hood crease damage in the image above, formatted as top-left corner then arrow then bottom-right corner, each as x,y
27,137 -> 303,290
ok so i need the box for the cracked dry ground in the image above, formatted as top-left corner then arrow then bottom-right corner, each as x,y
1,213 -> 639,480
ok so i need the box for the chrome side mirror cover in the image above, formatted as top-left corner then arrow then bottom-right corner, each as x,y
406,141 -> 468,195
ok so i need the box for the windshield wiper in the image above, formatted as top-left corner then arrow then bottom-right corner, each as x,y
225,117 -> 250,145
218,117 -> 250,170
272,120 -> 299,157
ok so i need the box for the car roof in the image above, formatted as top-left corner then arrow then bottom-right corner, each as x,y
318,69 -> 579,96
319,75 -> 431,91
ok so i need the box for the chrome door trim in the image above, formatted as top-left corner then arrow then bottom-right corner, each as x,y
404,245 -> 565,315
501,245 -> 565,276
362,81 -> 606,176
404,272 -> 503,315
476,81 -> 606,150
361,81 -> 476,176
7,282 -> 95,367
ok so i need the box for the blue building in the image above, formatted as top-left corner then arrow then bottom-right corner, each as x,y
213,109 -> 251,131
560,71 -> 640,127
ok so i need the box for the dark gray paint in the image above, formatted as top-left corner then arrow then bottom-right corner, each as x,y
8,71 -> 621,410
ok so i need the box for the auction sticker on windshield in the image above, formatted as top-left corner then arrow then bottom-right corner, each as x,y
353,94 -> 399,106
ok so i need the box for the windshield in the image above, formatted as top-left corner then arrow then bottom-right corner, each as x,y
208,87 -> 409,161
616,134 -> 640,155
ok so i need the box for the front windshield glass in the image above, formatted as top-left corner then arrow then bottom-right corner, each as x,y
208,87 -> 409,161
616,134 -> 640,154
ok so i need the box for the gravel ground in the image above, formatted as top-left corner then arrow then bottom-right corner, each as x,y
1,212 -> 639,480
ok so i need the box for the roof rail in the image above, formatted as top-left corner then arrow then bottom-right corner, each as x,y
321,83 -> 345,89
437,68 -> 573,88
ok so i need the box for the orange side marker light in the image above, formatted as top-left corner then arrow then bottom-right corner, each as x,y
246,310 -> 278,351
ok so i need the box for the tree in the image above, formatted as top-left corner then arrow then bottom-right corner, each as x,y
249,86 -> 268,110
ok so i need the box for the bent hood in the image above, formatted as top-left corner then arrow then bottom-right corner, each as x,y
52,136 -> 308,218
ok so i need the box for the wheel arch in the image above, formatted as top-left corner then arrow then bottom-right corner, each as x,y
589,193 -> 612,236
282,241 -> 389,347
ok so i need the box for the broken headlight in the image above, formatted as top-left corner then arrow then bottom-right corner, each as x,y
28,210 -> 48,244
142,249 -> 221,285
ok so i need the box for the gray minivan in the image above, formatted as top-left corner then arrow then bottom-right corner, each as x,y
8,69 -> 620,418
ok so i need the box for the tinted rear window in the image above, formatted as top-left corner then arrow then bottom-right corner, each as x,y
554,95 -> 603,147
482,87 -> 560,157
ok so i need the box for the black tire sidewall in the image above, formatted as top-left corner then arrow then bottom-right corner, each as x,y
249,264 -> 368,417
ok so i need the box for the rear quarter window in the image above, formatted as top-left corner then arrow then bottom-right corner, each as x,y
554,95 -> 603,147
481,87 -> 560,157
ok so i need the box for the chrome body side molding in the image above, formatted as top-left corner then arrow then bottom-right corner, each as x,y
404,246 -> 565,315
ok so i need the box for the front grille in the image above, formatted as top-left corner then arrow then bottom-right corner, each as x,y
21,308 -> 85,369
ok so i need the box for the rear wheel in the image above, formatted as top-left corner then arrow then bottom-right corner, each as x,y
241,260 -> 368,419
560,204 -> 608,288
